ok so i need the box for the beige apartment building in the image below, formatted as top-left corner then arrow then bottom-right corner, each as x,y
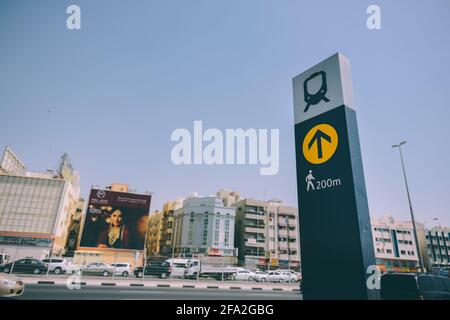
146,210 -> 162,256
159,198 -> 184,256
233,198 -> 300,270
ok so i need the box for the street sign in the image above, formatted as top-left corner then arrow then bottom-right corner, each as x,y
302,124 -> 338,164
293,53 -> 378,300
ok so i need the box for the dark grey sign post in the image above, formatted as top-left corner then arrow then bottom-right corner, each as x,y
293,53 -> 378,299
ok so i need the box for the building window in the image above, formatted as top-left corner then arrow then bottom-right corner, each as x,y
214,219 -> 220,244
224,231 -> 230,246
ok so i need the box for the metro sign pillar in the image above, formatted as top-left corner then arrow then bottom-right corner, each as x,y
293,53 -> 378,300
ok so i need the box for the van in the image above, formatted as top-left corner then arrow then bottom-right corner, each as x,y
165,258 -> 190,277
380,273 -> 450,300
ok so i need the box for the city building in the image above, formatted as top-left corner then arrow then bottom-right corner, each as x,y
216,189 -> 240,207
371,215 -> 419,272
159,198 -> 184,256
233,198 -> 300,270
424,226 -> 450,269
109,183 -> 129,193
146,210 -> 163,256
172,194 -> 237,263
0,147 -> 80,261
64,197 -> 85,257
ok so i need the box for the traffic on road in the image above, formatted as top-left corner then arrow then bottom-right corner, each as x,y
0,257 -> 302,283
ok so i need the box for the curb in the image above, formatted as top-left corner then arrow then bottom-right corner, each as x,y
27,278 -> 296,292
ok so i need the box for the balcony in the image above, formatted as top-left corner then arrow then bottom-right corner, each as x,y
288,241 -> 299,250
288,230 -> 298,238
278,229 -> 288,237
278,242 -> 289,250
279,254 -> 289,261
245,239 -> 266,247
246,213 -> 265,220
245,226 -> 265,234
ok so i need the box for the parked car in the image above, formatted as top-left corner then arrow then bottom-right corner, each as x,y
235,269 -> 256,281
279,271 -> 297,283
0,273 -> 24,298
254,271 -> 289,283
253,271 -> 269,282
380,273 -> 450,300
42,258 -> 70,275
0,259 -> 47,275
80,263 -> 114,277
111,263 -> 132,277
0,254 -> 10,266
134,261 -> 171,279
268,271 -> 288,283
431,267 -> 450,278
277,269 -> 301,282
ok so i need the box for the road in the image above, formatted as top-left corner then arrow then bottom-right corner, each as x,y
15,284 -> 302,300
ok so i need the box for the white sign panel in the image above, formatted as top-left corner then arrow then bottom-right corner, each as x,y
293,52 -> 354,125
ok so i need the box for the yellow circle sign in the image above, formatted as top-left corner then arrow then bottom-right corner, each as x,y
302,124 -> 338,164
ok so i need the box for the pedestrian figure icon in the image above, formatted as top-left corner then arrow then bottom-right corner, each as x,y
306,170 -> 315,191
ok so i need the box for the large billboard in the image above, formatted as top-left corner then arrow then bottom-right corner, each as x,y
79,189 -> 151,251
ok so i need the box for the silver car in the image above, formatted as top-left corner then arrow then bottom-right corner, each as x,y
235,269 -> 256,281
81,263 -> 114,277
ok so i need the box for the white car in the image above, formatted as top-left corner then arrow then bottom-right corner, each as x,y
235,269 -> 256,281
277,269 -> 301,282
253,271 -> 269,282
111,263 -> 132,277
255,271 -> 287,283
42,258 -> 70,275
279,271 -> 297,283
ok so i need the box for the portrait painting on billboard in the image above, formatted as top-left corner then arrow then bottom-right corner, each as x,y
79,189 -> 151,250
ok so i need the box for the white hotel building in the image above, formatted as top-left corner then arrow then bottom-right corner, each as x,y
172,194 -> 237,262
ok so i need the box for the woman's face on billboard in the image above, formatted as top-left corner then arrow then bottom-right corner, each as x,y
110,209 -> 123,226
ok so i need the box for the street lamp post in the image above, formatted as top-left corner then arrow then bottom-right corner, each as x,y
392,141 -> 425,273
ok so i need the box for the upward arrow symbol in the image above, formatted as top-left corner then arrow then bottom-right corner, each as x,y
308,129 -> 332,159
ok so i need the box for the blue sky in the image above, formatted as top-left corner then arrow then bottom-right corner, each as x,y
1,0 -> 449,227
